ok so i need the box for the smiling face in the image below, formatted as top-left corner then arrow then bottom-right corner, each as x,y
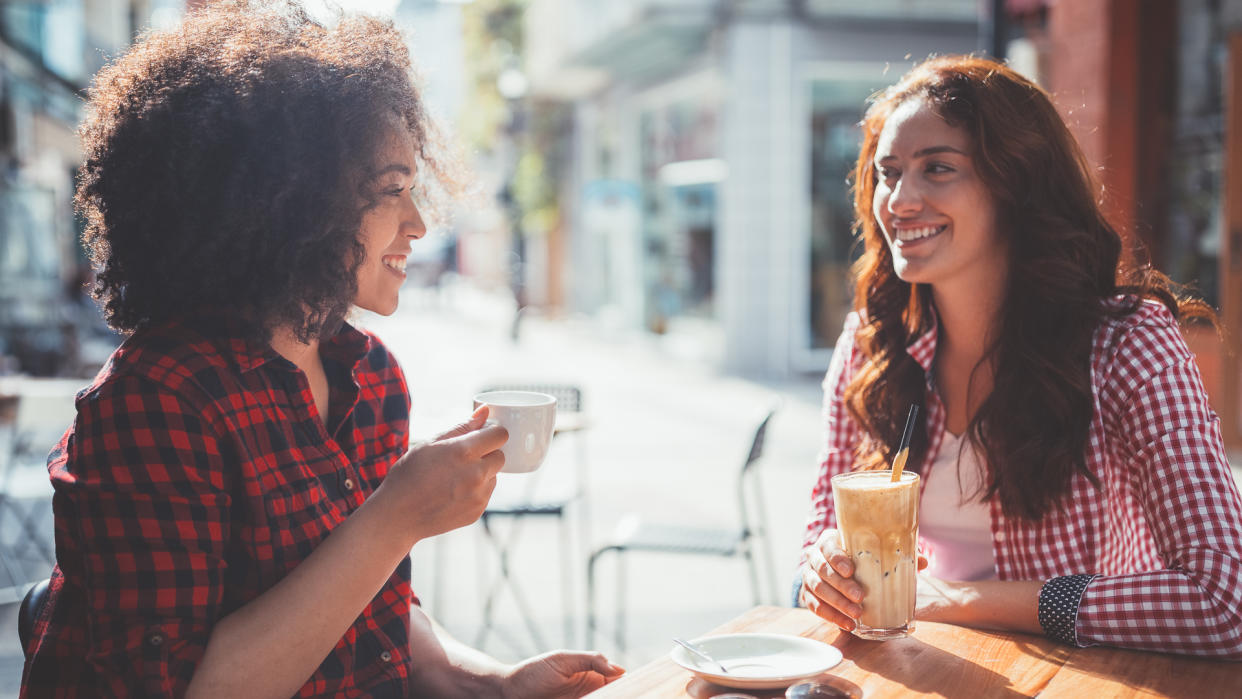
353,120 -> 426,316
871,99 -> 1005,295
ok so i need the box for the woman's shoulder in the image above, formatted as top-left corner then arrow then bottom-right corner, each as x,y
1098,294 -> 1178,326
1095,295 -> 1182,342
87,320 -> 246,406
1092,295 -> 1191,374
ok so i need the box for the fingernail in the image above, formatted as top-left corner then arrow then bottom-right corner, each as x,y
849,586 -> 863,603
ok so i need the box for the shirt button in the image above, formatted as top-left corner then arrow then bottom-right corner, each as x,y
380,651 -> 392,663
343,478 -> 356,491
995,531 -> 1006,543
147,632 -> 165,647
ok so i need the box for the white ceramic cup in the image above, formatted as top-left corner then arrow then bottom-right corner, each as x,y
472,390 -> 557,473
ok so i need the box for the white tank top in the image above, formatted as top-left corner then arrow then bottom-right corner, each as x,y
919,430 -> 998,581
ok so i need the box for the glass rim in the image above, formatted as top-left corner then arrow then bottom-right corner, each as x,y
830,469 -> 919,484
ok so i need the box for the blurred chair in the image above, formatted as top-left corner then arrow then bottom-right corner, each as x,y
585,405 -> 779,655
0,391 -> 56,596
18,576 -> 50,656
444,382 -> 589,655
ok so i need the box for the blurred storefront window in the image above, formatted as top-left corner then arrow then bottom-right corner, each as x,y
2,0 -> 86,85
639,99 -> 720,333
0,185 -> 72,376
1164,0 -> 1228,308
0,185 -> 58,283
807,77 -> 877,351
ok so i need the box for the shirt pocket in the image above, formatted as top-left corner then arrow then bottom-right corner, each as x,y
261,461 -> 339,568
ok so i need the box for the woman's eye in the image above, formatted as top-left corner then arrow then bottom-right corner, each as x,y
926,162 -> 955,175
877,166 -> 899,180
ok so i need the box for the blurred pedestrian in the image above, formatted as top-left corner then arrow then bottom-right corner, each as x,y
799,55 -> 1242,658
21,1 -> 623,696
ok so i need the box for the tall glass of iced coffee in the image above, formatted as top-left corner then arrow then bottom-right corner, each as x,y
831,470 -> 920,640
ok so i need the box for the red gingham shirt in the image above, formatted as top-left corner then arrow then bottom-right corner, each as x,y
804,297 -> 1242,658
21,315 -> 416,697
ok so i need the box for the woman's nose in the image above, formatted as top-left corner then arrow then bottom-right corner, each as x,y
405,200 -> 427,240
887,177 -> 923,215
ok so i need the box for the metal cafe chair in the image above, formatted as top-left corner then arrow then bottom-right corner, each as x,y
585,405 -> 779,655
446,383 -> 589,655
0,392 -> 56,597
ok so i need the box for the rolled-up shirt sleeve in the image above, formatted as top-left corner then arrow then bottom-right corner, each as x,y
53,373 -> 232,695
1077,314 -> 1242,658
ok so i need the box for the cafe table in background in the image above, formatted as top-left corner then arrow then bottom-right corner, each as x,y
586,605 -> 1242,698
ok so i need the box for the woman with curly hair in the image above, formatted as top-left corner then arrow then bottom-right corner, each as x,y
798,55 -> 1242,658
21,2 -> 622,696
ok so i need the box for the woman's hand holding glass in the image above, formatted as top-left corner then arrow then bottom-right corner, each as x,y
800,528 -> 929,630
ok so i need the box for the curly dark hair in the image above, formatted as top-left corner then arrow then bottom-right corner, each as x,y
846,55 -> 1215,520
77,0 -> 461,342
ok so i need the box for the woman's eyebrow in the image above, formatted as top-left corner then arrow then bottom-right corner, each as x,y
912,145 -> 968,158
373,164 -> 412,177
876,145 -> 969,164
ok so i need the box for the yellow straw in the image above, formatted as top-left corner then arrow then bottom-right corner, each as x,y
890,405 -> 919,482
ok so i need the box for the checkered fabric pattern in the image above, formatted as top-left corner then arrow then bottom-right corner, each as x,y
21,314 -> 415,697
804,297 -> 1242,659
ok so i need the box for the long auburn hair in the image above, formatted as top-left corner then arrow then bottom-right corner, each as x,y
845,55 -> 1215,520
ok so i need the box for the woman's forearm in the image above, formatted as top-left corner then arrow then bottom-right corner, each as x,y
186,489 -> 419,699
918,576 -> 1043,634
405,603 -> 508,697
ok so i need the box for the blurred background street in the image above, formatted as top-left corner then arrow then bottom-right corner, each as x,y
2,0 -> 1242,695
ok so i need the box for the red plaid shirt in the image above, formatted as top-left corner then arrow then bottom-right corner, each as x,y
21,315 -> 416,697
804,297 -> 1242,658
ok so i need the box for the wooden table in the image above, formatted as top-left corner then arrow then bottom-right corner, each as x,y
586,606 -> 1242,698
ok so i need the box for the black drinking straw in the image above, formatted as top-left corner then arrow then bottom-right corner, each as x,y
890,404 -> 919,480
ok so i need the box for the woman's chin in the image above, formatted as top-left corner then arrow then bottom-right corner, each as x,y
353,298 -> 400,316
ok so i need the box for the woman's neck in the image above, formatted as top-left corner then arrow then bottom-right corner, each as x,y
929,267 -> 1007,434
270,326 -> 331,426
930,264 -> 1007,361
269,327 -> 321,374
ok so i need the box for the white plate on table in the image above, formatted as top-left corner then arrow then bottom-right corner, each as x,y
670,633 -> 844,690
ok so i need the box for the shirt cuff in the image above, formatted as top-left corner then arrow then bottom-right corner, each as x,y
1038,574 -> 1097,647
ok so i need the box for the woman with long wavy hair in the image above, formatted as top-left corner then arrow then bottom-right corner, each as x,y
798,55 -> 1242,658
20,2 -> 622,696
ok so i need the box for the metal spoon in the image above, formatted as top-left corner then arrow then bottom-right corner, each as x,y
672,637 -> 730,674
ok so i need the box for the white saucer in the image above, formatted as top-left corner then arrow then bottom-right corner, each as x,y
669,633 -> 844,690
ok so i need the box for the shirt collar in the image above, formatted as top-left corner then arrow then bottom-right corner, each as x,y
905,306 -> 939,376
320,322 -> 371,372
184,312 -> 370,374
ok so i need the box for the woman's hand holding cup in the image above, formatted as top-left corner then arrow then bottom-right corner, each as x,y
800,528 -> 929,631
801,528 -> 865,630
472,391 -> 557,473
379,406 -> 508,543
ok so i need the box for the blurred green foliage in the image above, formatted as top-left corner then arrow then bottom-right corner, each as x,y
461,0 -> 567,239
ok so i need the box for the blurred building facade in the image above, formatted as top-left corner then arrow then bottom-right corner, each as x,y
0,0 -> 182,376
1001,0 -> 1242,445
524,0 -> 979,378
